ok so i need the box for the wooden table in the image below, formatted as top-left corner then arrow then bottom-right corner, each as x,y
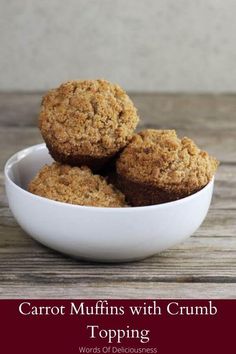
0,93 -> 235,298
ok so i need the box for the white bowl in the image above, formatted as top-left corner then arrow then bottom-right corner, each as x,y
4,144 -> 214,262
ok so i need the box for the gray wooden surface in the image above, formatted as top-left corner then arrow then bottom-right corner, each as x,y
0,93 -> 235,298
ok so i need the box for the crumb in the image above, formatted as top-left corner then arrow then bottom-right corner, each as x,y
28,162 -> 127,208
39,79 -> 139,168
116,129 -> 219,205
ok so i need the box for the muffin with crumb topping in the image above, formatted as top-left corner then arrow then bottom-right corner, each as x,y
116,129 -> 219,206
28,163 -> 126,208
39,79 -> 139,171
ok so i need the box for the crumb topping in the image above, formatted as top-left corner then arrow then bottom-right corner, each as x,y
39,79 -> 139,158
117,129 -> 219,194
28,163 -> 126,207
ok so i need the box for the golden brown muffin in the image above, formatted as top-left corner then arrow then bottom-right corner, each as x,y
28,163 -> 126,208
39,79 -> 139,170
116,129 -> 219,206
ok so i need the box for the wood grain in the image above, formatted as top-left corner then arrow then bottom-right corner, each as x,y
1,283 -> 236,299
0,93 -> 235,298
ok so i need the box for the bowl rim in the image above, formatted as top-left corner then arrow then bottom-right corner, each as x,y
4,143 -> 214,213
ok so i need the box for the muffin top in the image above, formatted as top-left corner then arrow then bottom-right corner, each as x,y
39,79 -> 139,158
116,129 -> 219,195
28,163 -> 126,207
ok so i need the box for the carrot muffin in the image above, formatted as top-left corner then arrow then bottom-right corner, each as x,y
39,79 -> 139,170
28,163 -> 126,207
116,129 -> 219,206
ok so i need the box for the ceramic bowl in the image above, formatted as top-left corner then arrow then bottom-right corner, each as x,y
4,144 -> 214,262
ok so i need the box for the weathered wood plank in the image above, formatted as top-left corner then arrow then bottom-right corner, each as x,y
0,175 -> 7,207
194,209 -> 236,237
0,282 -> 235,299
0,92 -> 41,127
211,164 -> 236,210
132,93 -> 236,131
0,127 -> 42,170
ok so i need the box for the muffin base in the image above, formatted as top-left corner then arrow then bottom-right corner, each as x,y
46,142 -> 115,171
117,174 -> 200,206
